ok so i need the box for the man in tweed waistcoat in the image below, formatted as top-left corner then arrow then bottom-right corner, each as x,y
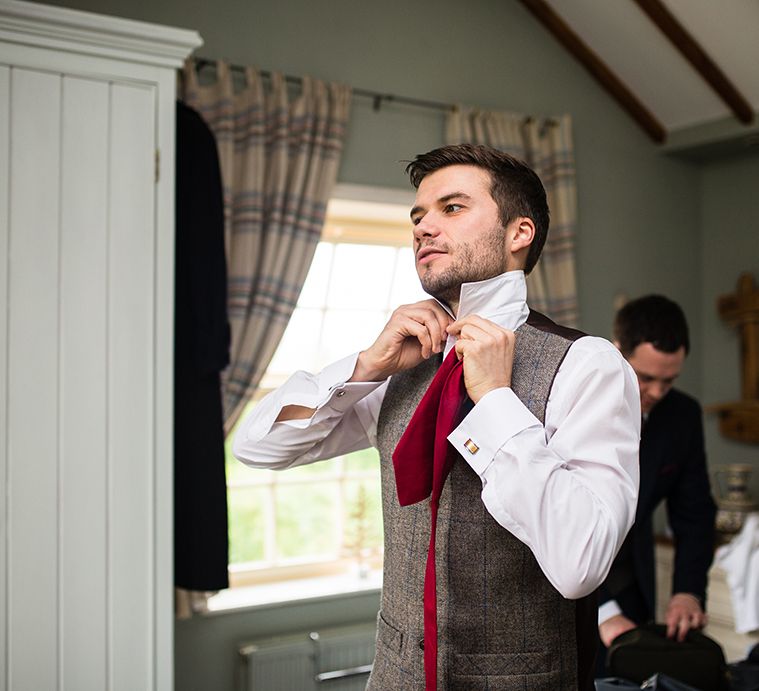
234,144 -> 640,690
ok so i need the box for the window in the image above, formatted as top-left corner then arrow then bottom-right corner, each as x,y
225,193 -> 426,589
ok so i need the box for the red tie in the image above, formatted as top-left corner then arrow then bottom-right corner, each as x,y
392,348 -> 467,691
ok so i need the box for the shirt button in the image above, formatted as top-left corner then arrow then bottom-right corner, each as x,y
336,390 -> 346,398
418,639 -> 424,650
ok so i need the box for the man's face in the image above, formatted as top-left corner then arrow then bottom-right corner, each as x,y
410,164 -> 514,309
624,342 -> 686,414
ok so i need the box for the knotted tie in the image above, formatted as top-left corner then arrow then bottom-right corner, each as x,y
392,348 -> 467,691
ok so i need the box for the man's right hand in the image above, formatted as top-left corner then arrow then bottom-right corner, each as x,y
351,300 -> 452,382
599,614 -> 637,647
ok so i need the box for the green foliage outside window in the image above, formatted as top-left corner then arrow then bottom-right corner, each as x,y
225,432 -> 383,568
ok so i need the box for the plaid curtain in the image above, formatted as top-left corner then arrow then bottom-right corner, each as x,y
182,60 -> 352,430
446,108 -> 579,326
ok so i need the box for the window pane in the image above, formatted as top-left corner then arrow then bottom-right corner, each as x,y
389,247 -> 429,306
343,447 -> 380,473
320,309 -> 388,364
275,483 -> 339,559
342,479 -> 383,556
297,242 -> 333,308
226,446 -> 276,486
265,307 -> 322,379
326,244 -> 395,309
225,402 -> 277,486
285,457 -> 342,479
228,486 -> 266,564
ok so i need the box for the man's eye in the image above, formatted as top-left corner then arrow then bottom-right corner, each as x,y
444,204 -> 462,213
411,216 -> 421,226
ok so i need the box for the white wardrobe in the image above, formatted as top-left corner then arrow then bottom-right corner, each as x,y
0,1 -> 201,689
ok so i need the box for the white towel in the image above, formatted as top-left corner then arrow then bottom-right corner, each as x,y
715,512 -> 759,634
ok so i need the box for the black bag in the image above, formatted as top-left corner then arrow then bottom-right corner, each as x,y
606,623 -> 729,690
726,660 -> 759,691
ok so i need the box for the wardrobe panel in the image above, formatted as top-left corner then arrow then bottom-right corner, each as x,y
107,81 -> 156,691
59,74 -> 109,691
6,67 -> 61,691
152,68 -> 180,691
0,64 -> 9,691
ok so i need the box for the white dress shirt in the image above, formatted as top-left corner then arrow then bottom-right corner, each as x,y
234,270 -> 641,600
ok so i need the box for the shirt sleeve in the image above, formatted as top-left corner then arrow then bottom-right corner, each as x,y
233,352 -> 388,469
598,599 -> 623,626
448,336 -> 640,599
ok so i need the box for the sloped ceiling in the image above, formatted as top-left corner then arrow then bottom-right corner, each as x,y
526,0 -> 759,143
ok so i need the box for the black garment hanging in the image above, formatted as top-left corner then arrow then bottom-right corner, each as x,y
174,100 -> 230,591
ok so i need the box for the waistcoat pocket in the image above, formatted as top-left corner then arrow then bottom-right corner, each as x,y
375,610 -> 404,658
450,651 -> 558,682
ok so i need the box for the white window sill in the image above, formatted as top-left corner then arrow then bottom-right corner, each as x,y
205,568 -> 382,616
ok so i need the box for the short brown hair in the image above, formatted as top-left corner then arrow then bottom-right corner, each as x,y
405,144 -> 549,274
614,295 -> 690,357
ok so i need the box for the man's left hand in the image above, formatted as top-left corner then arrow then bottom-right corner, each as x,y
665,593 -> 707,642
447,315 -> 515,403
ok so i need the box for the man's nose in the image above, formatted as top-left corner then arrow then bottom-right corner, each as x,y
649,382 -> 667,400
413,215 -> 440,241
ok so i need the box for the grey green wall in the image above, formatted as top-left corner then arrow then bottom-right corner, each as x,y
31,0 -> 759,688
37,0 -> 704,379
699,151 -> 759,481
174,591 -> 380,691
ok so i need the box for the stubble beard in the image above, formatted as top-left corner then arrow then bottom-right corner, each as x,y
418,225 -> 508,307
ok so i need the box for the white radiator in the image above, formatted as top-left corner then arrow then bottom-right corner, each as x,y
238,623 -> 376,691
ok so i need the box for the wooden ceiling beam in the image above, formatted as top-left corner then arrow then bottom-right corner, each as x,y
518,0 -> 666,143
632,0 -> 754,125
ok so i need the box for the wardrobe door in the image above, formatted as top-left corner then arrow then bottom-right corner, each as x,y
0,61 -> 8,691
3,68 -> 158,691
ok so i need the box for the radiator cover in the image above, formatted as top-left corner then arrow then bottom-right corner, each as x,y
238,622 -> 376,691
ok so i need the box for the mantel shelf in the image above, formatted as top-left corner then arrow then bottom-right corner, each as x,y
706,400 -> 759,445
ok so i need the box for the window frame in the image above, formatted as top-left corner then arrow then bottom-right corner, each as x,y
226,185 -> 419,590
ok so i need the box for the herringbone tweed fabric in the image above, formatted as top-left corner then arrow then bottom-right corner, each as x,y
368,314 -> 595,690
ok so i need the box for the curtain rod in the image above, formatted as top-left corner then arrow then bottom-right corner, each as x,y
193,58 -> 558,126
194,57 -> 455,113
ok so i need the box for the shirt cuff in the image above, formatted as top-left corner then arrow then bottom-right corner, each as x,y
318,352 -> 385,412
274,353 -> 384,429
598,599 -> 622,626
447,386 -> 541,475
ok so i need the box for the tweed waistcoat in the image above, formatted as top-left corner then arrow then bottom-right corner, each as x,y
367,312 -> 596,691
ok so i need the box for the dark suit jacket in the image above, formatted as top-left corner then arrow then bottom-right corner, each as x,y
599,388 -> 717,620
174,101 -> 231,591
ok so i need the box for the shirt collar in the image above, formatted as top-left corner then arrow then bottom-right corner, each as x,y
436,270 -> 530,357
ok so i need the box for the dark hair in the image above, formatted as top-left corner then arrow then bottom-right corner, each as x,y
614,294 -> 690,356
405,143 -> 549,274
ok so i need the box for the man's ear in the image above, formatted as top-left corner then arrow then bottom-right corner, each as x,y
510,217 -> 535,252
